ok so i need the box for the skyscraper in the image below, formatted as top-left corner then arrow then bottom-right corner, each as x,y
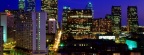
25,0 -> 35,11
86,2 -> 94,17
63,9 -> 92,39
14,12 -> 47,55
127,6 -> 139,33
18,0 -> 35,11
92,18 -> 112,33
0,13 -> 7,43
112,6 -> 121,34
41,0 -> 58,34
19,0 -> 25,10
62,6 -> 71,40
0,26 -> 3,55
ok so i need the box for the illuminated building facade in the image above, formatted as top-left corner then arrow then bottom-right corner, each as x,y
62,6 -> 71,40
48,19 -> 57,34
15,12 -> 47,55
112,6 -> 121,34
10,10 -> 24,42
0,26 -> 3,55
41,0 -> 58,34
127,6 -> 139,33
92,18 -> 112,32
65,9 -> 92,39
0,13 -> 7,43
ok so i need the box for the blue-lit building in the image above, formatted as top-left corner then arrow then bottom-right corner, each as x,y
18,0 -> 35,11
0,13 -> 7,43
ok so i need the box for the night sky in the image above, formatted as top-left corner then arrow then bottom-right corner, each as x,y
0,0 -> 144,26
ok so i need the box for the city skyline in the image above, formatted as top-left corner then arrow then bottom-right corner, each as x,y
0,0 -> 144,26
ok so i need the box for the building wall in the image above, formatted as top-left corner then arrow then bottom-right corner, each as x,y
92,18 -> 112,32
0,26 -> 3,55
32,12 -> 47,54
64,9 -> 92,39
0,13 -> 7,43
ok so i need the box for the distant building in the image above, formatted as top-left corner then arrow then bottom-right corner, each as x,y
14,12 -> 47,55
41,0 -> 58,33
0,13 -> 7,43
18,0 -> 35,11
62,6 -> 71,40
86,2 -> 94,16
18,0 -> 25,10
63,9 -> 93,39
25,0 -> 35,11
127,6 -> 139,33
41,0 -> 58,45
0,26 -> 3,55
92,18 -> 112,33
111,6 -> 121,34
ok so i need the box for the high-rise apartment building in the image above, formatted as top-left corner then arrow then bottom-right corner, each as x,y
14,12 -> 47,55
0,26 -> 3,55
127,6 -> 139,33
63,9 -> 92,39
0,13 -> 7,43
112,6 -> 121,34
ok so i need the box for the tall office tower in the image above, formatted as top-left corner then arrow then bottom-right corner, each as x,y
127,6 -> 139,33
62,6 -> 71,40
19,0 -> 25,10
86,2 -> 94,17
92,18 -> 112,33
25,0 -> 35,11
19,0 -> 35,11
41,0 -> 58,33
15,12 -> 47,55
86,2 -> 93,9
65,9 -> 92,39
0,26 -> 3,55
0,13 -> 7,43
112,6 -> 121,34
